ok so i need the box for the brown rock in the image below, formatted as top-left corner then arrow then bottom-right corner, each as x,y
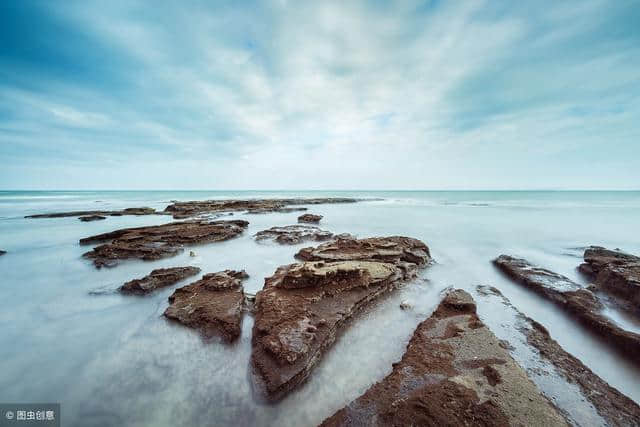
26,207 -> 161,219
322,290 -> 568,427
79,215 -> 107,222
164,198 -> 359,219
255,225 -> 333,245
119,266 -> 201,295
580,246 -> 640,312
494,255 -> 640,363
80,220 -> 249,268
251,236 -> 431,401
298,213 -> 323,224
164,270 -> 248,341
478,285 -> 640,426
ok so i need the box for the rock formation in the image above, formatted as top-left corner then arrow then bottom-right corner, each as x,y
164,198 -> 358,219
297,214 -> 323,223
79,215 -> 107,222
251,235 -> 431,401
254,225 -> 334,245
80,220 -> 249,268
580,246 -> 640,312
164,270 -> 248,341
119,266 -> 201,295
0,250 -> 5,256
322,290 -> 568,426
26,207 -> 160,219
494,255 -> 640,362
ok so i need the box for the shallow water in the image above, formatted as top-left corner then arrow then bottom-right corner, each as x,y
1,190 -> 639,426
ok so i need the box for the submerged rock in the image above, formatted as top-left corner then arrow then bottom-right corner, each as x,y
580,246 -> 640,311
254,225 -> 333,245
322,290 -> 568,426
79,215 -> 107,222
297,213 -> 323,224
0,250 -> 5,256
494,255 -> 640,362
26,207 -> 160,219
251,235 -> 431,401
164,270 -> 248,341
119,266 -> 201,295
80,220 -> 248,268
164,198 -> 359,219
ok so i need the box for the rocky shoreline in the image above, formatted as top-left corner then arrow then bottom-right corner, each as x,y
26,207 -> 162,219
120,266 -> 201,295
254,224 -> 337,245
322,290 -> 569,426
251,236 -> 432,401
494,254 -> 640,363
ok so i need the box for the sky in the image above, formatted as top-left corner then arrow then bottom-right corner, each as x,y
0,0 -> 639,190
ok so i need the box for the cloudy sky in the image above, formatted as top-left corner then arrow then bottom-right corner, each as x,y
1,0 -> 638,190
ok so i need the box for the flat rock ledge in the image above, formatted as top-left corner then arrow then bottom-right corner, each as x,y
254,225 -> 336,245
119,266 -> 201,295
322,290 -> 568,427
80,219 -> 249,268
494,255 -> 640,362
580,246 -> 640,313
251,235 -> 431,401
164,270 -> 248,341
164,198 -> 358,219
79,215 -> 107,222
298,214 -> 323,224
26,207 -> 161,219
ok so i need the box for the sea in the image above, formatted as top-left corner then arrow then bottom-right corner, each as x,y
1,190 -> 639,426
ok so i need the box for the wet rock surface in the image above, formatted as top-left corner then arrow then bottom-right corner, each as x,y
164,198 -> 358,219
254,225 -> 334,245
322,290 -> 568,427
26,207 -> 160,219
119,266 -> 201,295
251,236 -> 431,401
494,255 -> 640,363
164,270 -> 248,341
79,215 -> 107,222
477,285 -> 640,427
580,246 -> 640,313
80,220 -> 249,268
298,214 -> 323,224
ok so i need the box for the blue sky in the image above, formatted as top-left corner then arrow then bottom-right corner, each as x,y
1,0 -> 638,190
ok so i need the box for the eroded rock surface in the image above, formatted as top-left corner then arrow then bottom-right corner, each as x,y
164,270 -> 248,341
580,246 -> 640,312
494,255 -> 640,362
298,214 -> 323,224
251,236 -> 431,401
164,198 -> 358,219
26,207 -> 160,219
477,285 -> 640,426
255,225 -> 334,245
80,220 -> 249,268
120,266 -> 201,295
322,290 -> 568,427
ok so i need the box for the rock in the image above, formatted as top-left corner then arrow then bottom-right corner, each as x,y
298,213 -> 323,224
251,235 -> 431,401
26,207 -> 162,219
399,300 -> 412,310
321,290 -> 568,427
494,255 -> 640,362
80,220 -> 249,268
478,285 -> 640,426
580,246 -> 640,311
119,266 -> 201,295
163,198 -> 359,219
79,215 -> 107,222
164,270 -> 248,341
0,250 -> 5,256
189,251 -> 196,257
254,225 -> 334,245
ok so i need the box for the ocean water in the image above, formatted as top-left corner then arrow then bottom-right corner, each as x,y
0,190 -> 639,426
